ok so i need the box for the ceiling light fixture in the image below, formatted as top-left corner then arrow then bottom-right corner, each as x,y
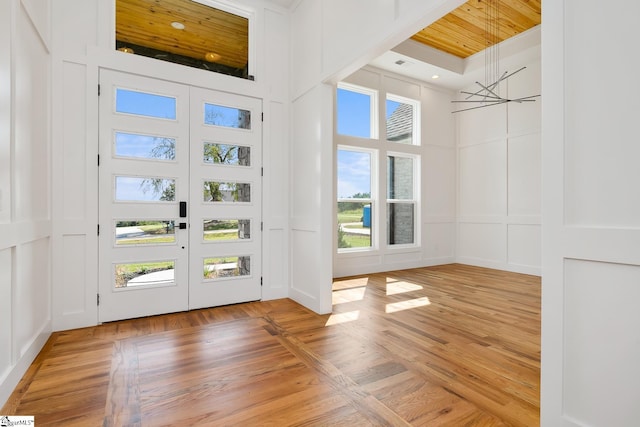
171,21 -> 185,30
451,0 -> 539,113
204,52 -> 221,62
117,47 -> 134,54
432,74 -> 440,79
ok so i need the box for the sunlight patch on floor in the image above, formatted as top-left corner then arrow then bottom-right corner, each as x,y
325,310 -> 360,326
332,277 -> 369,291
386,280 -> 423,295
332,286 -> 366,305
385,297 -> 431,313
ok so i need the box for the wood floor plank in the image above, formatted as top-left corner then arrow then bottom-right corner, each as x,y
2,264 -> 540,426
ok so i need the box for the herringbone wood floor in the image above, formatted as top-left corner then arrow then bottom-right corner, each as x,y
2,264 -> 540,426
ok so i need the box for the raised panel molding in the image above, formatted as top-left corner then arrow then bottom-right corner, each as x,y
563,259 -> 640,425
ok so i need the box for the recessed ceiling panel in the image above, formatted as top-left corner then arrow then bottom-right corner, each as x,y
410,0 -> 541,58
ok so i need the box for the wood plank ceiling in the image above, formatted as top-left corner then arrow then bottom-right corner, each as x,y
115,0 -> 541,72
116,0 -> 248,69
411,0 -> 541,58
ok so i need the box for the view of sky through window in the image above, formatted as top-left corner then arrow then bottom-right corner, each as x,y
336,88 -> 371,138
337,150 -> 371,199
116,89 -> 177,119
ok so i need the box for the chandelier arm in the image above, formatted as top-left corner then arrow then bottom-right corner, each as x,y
452,99 -> 506,103
460,92 -> 504,101
507,95 -> 541,103
474,81 -> 502,100
452,99 -> 508,114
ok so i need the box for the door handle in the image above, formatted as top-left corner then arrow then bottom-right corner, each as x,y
180,201 -> 187,218
179,222 -> 187,230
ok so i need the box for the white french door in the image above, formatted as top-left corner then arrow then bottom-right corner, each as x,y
189,87 -> 262,310
98,70 -> 262,322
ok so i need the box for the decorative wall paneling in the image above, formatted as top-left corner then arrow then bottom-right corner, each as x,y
542,2 -> 640,424
0,0 -> 53,409
456,57 -> 541,275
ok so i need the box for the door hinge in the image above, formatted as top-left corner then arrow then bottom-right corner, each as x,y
261,112 -> 264,122
97,224 -> 100,236
97,293 -> 100,306
261,167 -> 263,177
260,277 -> 263,286
97,154 -> 100,166
261,222 -> 263,232
98,84 -> 101,96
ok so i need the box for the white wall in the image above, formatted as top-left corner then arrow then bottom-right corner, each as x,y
0,0 -> 53,408
542,2 -> 640,425
456,50 -> 541,275
290,0 -> 465,313
50,0 -> 291,330
333,66 -> 456,278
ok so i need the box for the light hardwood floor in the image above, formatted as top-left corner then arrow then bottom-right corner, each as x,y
2,264 -> 540,426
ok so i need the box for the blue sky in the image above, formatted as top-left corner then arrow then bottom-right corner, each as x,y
337,149 -> 371,198
114,87 -> 393,201
336,87 -> 401,199
115,132 -> 176,159
113,90 -> 248,201
116,89 -> 176,119
115,176 -> 174,202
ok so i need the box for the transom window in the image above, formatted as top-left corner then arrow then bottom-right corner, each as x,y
336,83 -> 378,139
115,0 -> 253,79
386,94 -> 420,146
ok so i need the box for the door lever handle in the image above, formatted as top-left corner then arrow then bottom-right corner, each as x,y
179,222 -> 187,230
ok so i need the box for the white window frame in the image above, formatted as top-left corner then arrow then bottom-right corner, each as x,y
385,151 -> 420,248
336,145 -> 378,253
385,93 -> 421,146
336,82 -> 379,140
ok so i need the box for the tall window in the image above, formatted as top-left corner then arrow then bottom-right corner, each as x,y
336,82 -> 420,253
387,154 -> 417,245
337,148 -> 374,250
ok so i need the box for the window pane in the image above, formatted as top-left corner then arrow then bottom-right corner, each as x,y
203,143 -> 250,166
337,201 -> 372,249
337,87 -> 373,138
115,89 -> 176,120
115,220 -> 175,245
115,260 -> 175,288
203,219 -> 251,241
115,132 -> 176,160
387,156 -> 413,199
337,149 -> 371,199
115,176 -> 176,202
386,98 -> 414,145
204,104 -> 251,129
387,203 -> 414,245
203,256 -> 250,279
203,181 -> 250,202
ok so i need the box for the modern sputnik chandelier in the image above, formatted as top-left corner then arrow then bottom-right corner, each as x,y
452,0 -> 540,113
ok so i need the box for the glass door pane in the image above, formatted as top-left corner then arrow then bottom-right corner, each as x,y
98,70 -> 190,323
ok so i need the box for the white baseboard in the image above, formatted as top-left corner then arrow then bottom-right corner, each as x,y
0,323 -> 51,409
456,256 -> 541,276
